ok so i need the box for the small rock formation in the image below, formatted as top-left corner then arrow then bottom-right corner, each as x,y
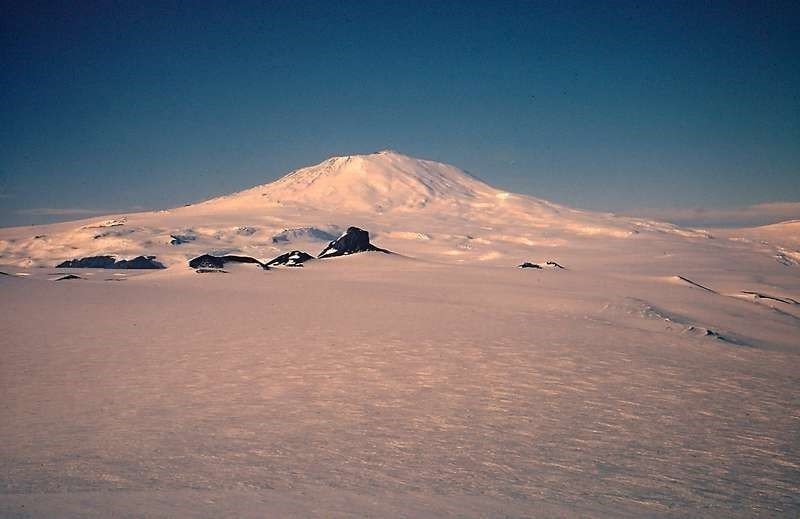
266,250 -> 315,267
170,233 -> 196,245
519,261 -> 566,270
236,226 -> 258,236
188,254 -> 267,270
55,274 -> 83,281
317,227 -> 391,258
115,256 -> 166,269
57,256 -> 116,268
56,256 -> 165,269
195,268 -> 228,274
93,228 -> 135,240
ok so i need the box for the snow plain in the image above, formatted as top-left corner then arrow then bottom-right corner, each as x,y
1,151 -> 799,517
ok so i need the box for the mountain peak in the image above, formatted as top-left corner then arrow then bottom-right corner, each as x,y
219,151 -> 500,213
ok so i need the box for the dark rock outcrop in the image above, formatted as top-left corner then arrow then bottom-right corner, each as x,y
56,255 -> 165,269
519,261 -> 566,270
195,268 -> 228,274
93,228 -> 135,240
57,256 -> 116,268
115,256 -> 166,269
55,274 -> 83,280
188,254 -> 267,270
317,227 -> 391,258
170,233 -> 196,245
266,250 -> 315,267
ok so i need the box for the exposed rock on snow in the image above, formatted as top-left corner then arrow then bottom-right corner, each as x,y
57,256 -> 116,268
518,261 -> 565,269
169,233 -> 196,245
195,268 -> 228,274
609,297 -> 749,346
739,291 -> 799,305
188,254 -> 267,270
54,274 -> 83,281
56,255 -> 165,269
114,256 -> 166,269
93,228 -> 135,240
235,226 -> 258,236
266,250 -> 315,267
673,275 -> 717,293
317,227 -> 391,258
775,250 -> 800,266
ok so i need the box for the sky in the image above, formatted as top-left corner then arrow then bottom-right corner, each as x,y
2,0 -> 799,227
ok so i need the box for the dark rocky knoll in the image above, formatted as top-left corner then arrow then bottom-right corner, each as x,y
266,251 -> 315,267
318,227 -> 391,258
188,254 -> 267,270
56,255 -> 165,269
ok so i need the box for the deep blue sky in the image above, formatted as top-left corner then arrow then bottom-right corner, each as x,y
2,0 -> 799,226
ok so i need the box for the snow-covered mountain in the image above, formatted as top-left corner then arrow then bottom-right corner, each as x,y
0,150 -> 726,269
205,150 -> 500,213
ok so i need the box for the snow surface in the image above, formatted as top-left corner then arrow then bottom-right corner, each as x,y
1,151 -> 799,517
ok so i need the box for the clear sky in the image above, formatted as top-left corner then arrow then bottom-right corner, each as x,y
2,0 -> 799,227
